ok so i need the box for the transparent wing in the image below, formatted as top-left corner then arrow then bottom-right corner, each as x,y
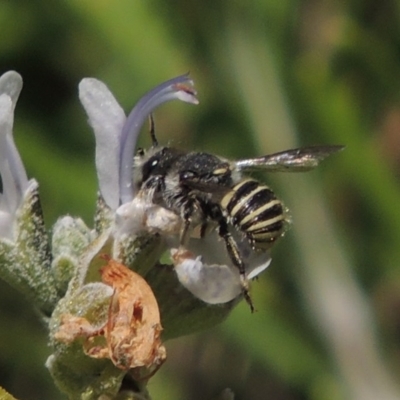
234,145 -> 344,172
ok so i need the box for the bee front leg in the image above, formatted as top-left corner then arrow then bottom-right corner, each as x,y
140,175 -> 164,201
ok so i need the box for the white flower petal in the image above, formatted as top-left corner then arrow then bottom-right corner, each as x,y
170,232 -> 271,305
171,248 -> 242,304
5,132 -> 28,197
0,71 -> 23,111
0,95 -> 18,213
0,210 -> 13,238
119,74 -> 198,204
0,93 -> 28,215
178,231 -> 271,278
0,72 -> 28,198
79,78 -> 126,210
114,199 -> 147,236
0,94 -> 13,141
114,193 -> 181,237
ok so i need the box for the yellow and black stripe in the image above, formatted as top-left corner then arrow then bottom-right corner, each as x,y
220,179 -> 285,249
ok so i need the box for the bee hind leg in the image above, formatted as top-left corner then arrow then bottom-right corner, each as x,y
217,218 -> 255,313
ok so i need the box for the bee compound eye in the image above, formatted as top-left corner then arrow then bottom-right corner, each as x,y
141,156 -> 160,182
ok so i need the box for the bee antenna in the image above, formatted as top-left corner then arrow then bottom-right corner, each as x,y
149,113 -> 158,147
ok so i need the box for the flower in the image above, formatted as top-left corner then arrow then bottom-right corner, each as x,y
0,71 -> 273,398
0,71 -> 28,239
0,71 -> 58,315
79,74 -> 271,310
79,74 -> 198,210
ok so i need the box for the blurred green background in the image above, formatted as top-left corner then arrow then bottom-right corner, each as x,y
1,1 -> 400,399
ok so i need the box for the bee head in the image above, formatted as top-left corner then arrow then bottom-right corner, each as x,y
133,147 -> 184,190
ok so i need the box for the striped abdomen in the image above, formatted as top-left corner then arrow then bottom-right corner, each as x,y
220,179 -> 286,250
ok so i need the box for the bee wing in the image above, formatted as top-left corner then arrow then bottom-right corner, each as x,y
181,179 -> 231,195
234,145 -> 344,172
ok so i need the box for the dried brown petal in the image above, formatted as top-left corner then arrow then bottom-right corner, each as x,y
100,258 -> 166,371
55,257 -> 166,376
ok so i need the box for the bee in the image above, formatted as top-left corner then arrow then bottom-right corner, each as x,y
133,117 -> 343,311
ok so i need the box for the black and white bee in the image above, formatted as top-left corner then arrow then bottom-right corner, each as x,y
132,117 -> 343,312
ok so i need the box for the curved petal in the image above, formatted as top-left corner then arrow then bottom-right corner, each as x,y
79,78 -> 126,210
179,231 -> 271,278
5,133 -> 28,202
0,94 -> 18,214
0,71 -> 23,111
169,232 -> 271,305
0,72 -> 28,201
171,248 -> 242,304
119,74 -> 199,204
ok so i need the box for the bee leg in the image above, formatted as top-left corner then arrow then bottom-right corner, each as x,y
141,175 -> 164,195
217,219 -> 255,313
179,199 -> 196,247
